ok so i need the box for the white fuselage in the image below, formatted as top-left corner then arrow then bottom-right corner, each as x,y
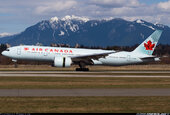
2,45 -> 145,66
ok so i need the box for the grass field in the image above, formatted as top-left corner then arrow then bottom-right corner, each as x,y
0,77 -> 170,89
0,96 -> 170,113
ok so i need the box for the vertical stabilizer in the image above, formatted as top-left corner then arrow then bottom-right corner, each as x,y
132,30 -> 162,55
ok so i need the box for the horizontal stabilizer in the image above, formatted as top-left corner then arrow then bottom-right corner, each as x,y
140,57 -> 160,62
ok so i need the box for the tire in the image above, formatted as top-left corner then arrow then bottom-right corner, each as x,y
76,68 -> 89,71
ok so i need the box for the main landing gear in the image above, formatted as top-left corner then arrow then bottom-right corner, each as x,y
76,62 -> 89,71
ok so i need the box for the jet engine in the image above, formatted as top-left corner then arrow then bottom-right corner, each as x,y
54,57 -> 72,67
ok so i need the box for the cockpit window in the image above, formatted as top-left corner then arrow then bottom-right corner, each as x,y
6,49 -> 10,51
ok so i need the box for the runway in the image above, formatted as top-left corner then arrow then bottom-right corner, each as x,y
0,71 -> 170,77
0,88 -> 170,96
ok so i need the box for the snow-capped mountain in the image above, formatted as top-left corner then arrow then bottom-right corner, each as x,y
0,15 -> 170,47
0,32 -> 12,38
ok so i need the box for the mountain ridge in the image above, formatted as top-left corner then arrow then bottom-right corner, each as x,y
0,15 -> 170,47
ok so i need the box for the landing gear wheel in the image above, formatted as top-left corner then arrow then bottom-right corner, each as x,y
12,59 -> 18,68
76,61 -> 89,71
76,68 -> 89,71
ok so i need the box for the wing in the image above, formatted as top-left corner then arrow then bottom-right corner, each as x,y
71,51 -> 115,65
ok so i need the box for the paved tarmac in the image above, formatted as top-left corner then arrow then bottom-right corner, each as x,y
0,89 -> 170,97
0,71 -> 170,77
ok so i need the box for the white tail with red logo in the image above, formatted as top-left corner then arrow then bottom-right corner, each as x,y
132,30 -> 162,55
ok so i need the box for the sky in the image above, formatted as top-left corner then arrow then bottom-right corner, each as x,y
0,0 -> 170,34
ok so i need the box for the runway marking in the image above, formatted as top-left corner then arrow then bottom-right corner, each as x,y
0,73 -> 170,77
0,71 -> 170,77
0,89 -> 170,96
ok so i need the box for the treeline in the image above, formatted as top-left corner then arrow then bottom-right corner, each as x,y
0,44 -> 7,53
0,44 -> 170,65
0,44 -> 11,65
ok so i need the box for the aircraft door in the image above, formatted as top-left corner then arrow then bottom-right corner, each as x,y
127,55 -> 130,61
17,48 -> 21,55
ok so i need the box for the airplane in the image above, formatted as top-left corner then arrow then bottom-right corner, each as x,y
1,30 -> 162,71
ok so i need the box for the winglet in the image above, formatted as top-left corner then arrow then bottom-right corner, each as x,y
132,30 -> 163,55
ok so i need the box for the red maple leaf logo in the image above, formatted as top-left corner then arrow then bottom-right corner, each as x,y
144,40 -> 155,50
24,47 -> 29,51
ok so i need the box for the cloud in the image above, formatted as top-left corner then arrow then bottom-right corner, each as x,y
157,1 -> 170,11
1,0 -> 170,33
89,0 -> 140,8
35,0 -> 77,15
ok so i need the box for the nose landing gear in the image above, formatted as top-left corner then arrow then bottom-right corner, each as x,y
12,59 -> 18,68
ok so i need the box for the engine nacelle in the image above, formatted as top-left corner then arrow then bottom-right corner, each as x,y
54,57 -> 72,67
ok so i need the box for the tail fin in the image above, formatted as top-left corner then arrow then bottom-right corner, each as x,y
132,30 -> 163,55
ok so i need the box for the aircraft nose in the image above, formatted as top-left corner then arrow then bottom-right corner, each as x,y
1,51 -> 8,57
